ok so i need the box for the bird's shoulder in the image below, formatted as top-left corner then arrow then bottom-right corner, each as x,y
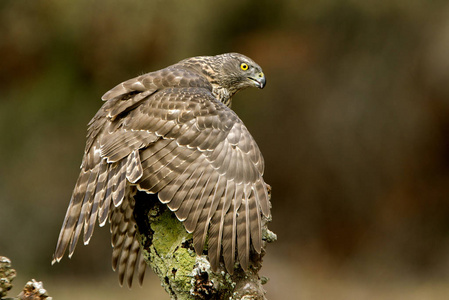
83,63 -> 219,151
102,64 -> 212,102
84,63 -> 237,163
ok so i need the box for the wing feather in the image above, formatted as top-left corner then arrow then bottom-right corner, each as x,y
175,164 -> 211,222
52,169 -> 90,263
126,150 -> 143,183
112,160 -> 127,207
205,179 -> 230,271
98,163 -> 117,226
207,138 -> 230,172
192,173 -> 221,254
249,187 -> 262,254
138,146 -> 182,193
237,185 -> 251,271
219,181 -> 236,272
184,171 -> 219,233
157,151 -> 200,203
136,248 -> 146,286
255,177 -> 270,217
167,161 -> 203,212
194,175 -> 227,257
84,160 -> 108,244
110,192 -> 144,288
69,167 -> 99,256
222,187 -> 238,273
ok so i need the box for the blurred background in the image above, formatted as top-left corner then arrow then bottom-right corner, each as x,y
2,0 -> 449,299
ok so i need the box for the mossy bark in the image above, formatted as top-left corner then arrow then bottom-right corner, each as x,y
133,190 -> 275,300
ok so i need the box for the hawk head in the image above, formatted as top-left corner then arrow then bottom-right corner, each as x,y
217,53 -> 266,91
179,53 -> 266,106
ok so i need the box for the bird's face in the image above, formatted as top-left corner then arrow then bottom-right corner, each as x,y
218,53 -> 266,92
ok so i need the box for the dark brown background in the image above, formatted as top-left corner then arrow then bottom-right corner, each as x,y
2,1 -> 449,299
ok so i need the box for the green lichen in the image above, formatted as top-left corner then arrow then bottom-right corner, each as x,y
142,207 -> 197,299
151,209 -> 190,257
172,248 -> 196,292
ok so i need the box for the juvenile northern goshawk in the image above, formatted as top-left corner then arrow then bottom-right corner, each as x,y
52,53 -> 270,287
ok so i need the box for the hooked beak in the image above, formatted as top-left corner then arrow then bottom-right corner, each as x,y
249,72 -> 266,89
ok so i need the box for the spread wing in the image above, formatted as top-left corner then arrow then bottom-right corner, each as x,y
53,70 -> 270,285
125,87 -> 270,272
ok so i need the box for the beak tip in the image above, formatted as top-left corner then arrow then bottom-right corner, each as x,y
249,73 -> 266,89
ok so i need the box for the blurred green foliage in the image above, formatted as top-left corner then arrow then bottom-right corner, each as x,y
2,0 -> 449,298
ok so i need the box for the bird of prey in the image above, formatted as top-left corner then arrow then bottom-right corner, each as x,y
52,53 -> 270,287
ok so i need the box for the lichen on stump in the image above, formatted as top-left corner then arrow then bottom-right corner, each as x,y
134,188 -> 275,300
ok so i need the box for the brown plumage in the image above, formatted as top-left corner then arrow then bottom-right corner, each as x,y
52,53 -> 270,287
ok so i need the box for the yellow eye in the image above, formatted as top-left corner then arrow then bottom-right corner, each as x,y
240,63 -> 249,71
